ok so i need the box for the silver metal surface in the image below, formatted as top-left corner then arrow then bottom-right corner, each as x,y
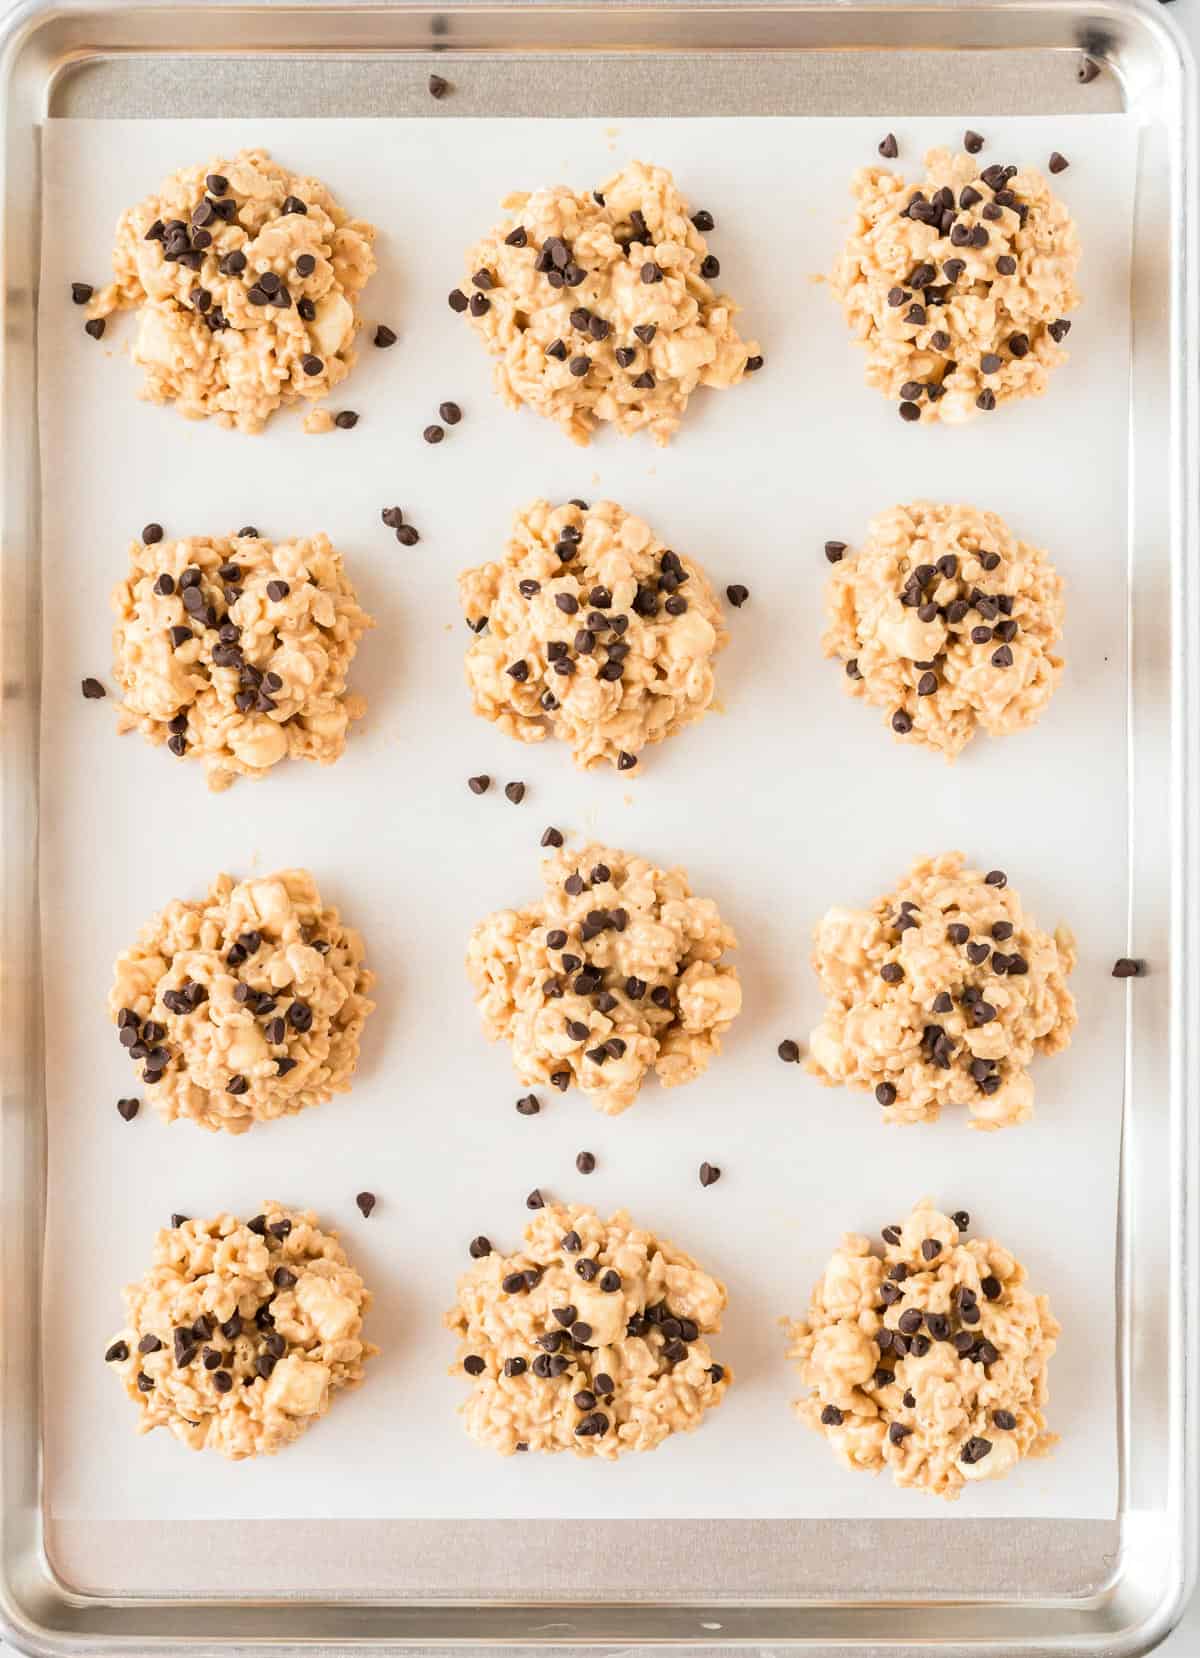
1,0 -> 1197,1650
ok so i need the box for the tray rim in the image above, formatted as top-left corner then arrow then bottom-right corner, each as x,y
1,0 -> 1197,1650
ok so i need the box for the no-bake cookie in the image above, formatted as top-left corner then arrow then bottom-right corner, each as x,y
111,530 -> 373,791
110,869 -> 374,1134
105,1202 -> 375,1458
831,147 -> 1080,423
446,1200 -> 731,1457
458,498 -> 727,771
785,1199 -> 1059,1498
467,843 -> 741,1114
88,149 -> 377,431
451,160 -> 761,446
824,502 -> 1064,758
807,852 -> 1076,1129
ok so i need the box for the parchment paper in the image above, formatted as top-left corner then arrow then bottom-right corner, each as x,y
39,114 -> 1134,1522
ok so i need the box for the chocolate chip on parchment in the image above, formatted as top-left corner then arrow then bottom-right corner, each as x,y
515,1094 -> 540,1117
526,1188 -> 545,1210
878,132 -> 899,159
84,318 -> 106,339
617,751 -> 637,771
1112,957 -> 1146,978
428,73 -> 449,98
963,129 -> 985,154
373,324 -> 397,348
777,1038 -> 801,1063
448,289 -> 468,312
116,1096 -> 140,1121
575,1150 -> 596,1174
1048,151 -> 1069,174
423,424 -> 445,444
71,281 -> 94,305
81,676 -> 107,700
699,1162 -> 721,1188
355,1192 -> 376,1218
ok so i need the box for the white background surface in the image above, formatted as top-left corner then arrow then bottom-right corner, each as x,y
38,112 -> 1134,1525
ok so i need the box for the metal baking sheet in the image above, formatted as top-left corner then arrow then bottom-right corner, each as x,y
2,1 -> 1197,1652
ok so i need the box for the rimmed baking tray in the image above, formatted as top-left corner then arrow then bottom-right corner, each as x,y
1,0 -> 1197,1651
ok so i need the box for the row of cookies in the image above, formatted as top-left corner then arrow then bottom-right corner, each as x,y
79,142 -> 1079,437
104,1194 -> 1059,1501
108,850 -> 1076,1136
91,495 -> 1066,796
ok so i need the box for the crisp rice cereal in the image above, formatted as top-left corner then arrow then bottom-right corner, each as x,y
786,1199 -> 1059,1499
830,148 -> 1080,423
106,1202 -> 376,1458
88,149 -> 377,431
111,531 -> 373,792
447,1201 -> 731,1457
452,160 -> 761,445
468,843 -> 741,1115
458,498 -> 727,772
807,852 -> 1076,1129
110,869 -> 374,1134
823,502 -> 1064,759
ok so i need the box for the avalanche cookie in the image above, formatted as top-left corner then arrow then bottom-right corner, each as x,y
458,498 -> 726,771
111,530 -> 373,791
785,1200 -> 1059,1499
831,147 -> 1080,423
446,1200 -> 731,1457
467,843 -> 741,1115
105,1203 -> 375,1458
807,852 -> 1076,1129
110,869 -> 374,1134
450,160 -> 762,446
87,149 -> 377,431
824,502 -> 1064,758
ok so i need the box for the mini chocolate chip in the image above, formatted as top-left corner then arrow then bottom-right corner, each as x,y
467,774 -> 490,795
373,324 -> 397,348
355,1192 -> 376,1218
1112,957 -> 1145,978
1048,151 -> 1069,174
575,1150 -> 596,1174
698,1161 -> 722,1188
964,129 -> 984,154
878,132 -> 898,159
84,317 -> 106,339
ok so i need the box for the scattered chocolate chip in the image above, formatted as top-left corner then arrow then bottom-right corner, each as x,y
84,317 -> 106,340
1048,151 -> 1069,174
71,281 -> 94,305
503,780 -> 526,805
575,1150 -> 596,1174
526,1188 -> 545,1210
116,1096 -> 140,1121
963,129 -> 984,154
878,132 -> 899,159
725,583 -> 750,608
617,751 -> 637,771
876,1082 -> 897,1106
355,1191 -> 376,1219
1112,957 -> 1146,978
428,73 -> 449,98
448,288 -> 468,312
899,401 -> 921,423
699,1161 -> 721,1188
81,676 -> 106,700
373,324 -> 397,349
423,424 -> 445,445
825,540 -> 847,563
778,1038 -> 801,1064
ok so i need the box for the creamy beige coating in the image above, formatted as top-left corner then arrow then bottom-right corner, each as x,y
467,843 -> 741,1115
786,1200 -> 1059,1499
111,532 -> 373,792
824,502 -> 1064,759
830,148 -> 1080,423
109,869 -> 374,1134
453,160 -> 761,446
807,852 -> 1076,1130
105,1203 -> 376,1459
447,1201 -> 731,1458
88,149 -> 377,431
459,499 -> 727,771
